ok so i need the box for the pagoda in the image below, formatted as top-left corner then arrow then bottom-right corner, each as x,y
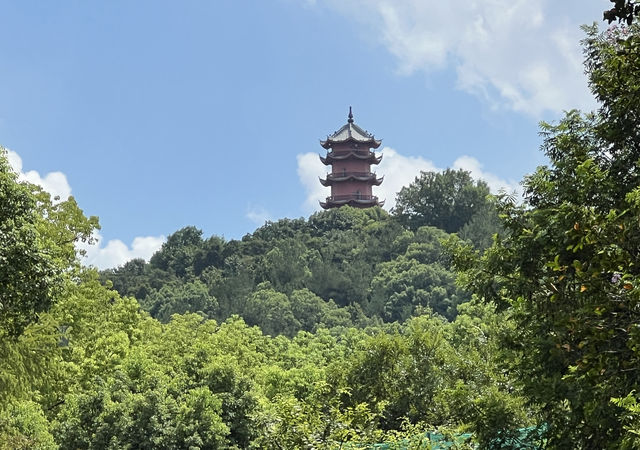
319,108 -> 384,209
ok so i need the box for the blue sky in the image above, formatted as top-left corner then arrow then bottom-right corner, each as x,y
2,0 -> 609,268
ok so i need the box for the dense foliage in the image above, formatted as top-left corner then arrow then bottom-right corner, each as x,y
393,169 -> 493,234
2,7 -> 640,448
102,203 -> 476,331
449,20 -> 640,449
0,147 -> 528,448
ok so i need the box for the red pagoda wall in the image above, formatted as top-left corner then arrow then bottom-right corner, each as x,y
328,143 -> 375,198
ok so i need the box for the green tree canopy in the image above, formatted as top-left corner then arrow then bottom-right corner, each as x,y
393,169 -> 492,233
149,226 -> 204,276
0,148 -> 98,338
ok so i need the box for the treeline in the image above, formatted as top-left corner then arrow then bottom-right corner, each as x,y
1,148 -> 527,448
100,168 -> 497,335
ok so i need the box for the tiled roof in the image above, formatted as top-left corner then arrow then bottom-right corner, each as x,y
320,108 -> 382,149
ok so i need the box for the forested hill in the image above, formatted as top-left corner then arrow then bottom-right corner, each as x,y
100,169 -> 500,335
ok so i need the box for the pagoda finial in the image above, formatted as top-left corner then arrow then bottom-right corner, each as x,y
348,106 -> 354,123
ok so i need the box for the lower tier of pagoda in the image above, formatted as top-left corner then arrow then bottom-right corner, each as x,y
320,194 -> 384,209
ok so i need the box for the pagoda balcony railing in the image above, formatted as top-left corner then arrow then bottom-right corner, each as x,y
327,171 -> 376,180
325,194 -> 379,202
329,150 -> 375,157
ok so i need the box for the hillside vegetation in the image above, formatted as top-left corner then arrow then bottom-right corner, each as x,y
100,169 -> 496,333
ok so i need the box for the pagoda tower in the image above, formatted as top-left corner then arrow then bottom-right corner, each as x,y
319,108 -> 384,209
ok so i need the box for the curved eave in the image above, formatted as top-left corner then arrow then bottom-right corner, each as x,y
351,198 -> 381,206
320,198 -> 384,209
319,152 -> 383,165
320,137 -> 382,150
320,175 -> 383,186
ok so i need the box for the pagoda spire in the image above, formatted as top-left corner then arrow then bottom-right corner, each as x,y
348,106 -> 354,123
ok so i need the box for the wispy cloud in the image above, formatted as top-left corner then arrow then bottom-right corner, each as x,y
7,148 -> 72,200
452,155 -> 521,197
307,0 -> 598,116
80,232 -> 166,270
375,147 -> 438,209
246,204 -> 272,226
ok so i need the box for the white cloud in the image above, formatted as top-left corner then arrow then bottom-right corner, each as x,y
297,152 -> 328,213
246,205 -> 272,225
375,147 -> 438,209
452,155 -> 521,197
310,0 -> 601,116
6,148 -> 72,200
298,147 -> 520,212
80,232 -> 166,270
4,147 -> 165,270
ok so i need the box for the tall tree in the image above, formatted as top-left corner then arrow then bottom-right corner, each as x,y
0,148 -> 98,338
149,226 -> 203,277
393,169 -> 491,233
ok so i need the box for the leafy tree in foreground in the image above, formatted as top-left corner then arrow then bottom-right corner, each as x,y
449,22 -> 640,448
0,148 -> 97,338
0,401 -> 56,450
604,0 -> 640,24
0,149 -> 99,409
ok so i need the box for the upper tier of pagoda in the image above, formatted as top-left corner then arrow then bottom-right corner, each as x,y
320,109 -> 382,150
319,150 -> 382,166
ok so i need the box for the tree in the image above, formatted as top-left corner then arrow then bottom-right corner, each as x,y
604,0 -> 640,24
0,401 -> 56,450
256,238 -> 312,293
194,235 -> 226,274
393,169 -> 491,233
149,226 -> 203,276
54,368 -> 230,449
289,289 -> 351,332
100,258 -> 175,302
448,22 -> 640,448
369,227 -> 468,321
0,149 -> 98,338
243,283 -> 300,337
144,280 -> 218,323
457,199 -> 503,251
